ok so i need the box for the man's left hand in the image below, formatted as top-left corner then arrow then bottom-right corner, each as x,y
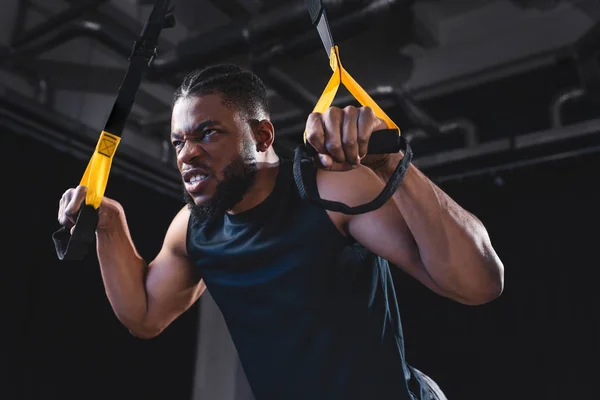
305,105 -> 390,172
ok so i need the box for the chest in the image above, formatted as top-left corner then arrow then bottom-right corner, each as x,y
187,196 -> 348,293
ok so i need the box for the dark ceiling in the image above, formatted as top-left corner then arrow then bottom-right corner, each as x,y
0,0 -> 598,197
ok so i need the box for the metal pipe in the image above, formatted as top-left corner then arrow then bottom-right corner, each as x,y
253,65 -> 318,111
35,78 -> 49,106
550,87 -> 586,128
270,84 -> 479,146
270,86 -> 413,130
148,0 -> 389,80
1,20 -> 134,69
440,118 -> 478,147
432,144 -> 600,185
11,0 -> 110,48
10,0 -> 31,45
251,0 -> 406,67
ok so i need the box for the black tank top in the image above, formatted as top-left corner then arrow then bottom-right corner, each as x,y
186,160 -> 422,400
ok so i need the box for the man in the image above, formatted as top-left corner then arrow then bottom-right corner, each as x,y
58,64 -> 504,399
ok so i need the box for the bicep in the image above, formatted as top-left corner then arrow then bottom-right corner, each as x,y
318,166 -> 449,297
145,206 -> 206,330
349,197 -> 450,296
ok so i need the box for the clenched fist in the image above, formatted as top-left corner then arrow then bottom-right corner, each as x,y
304,105 -> 390,172
58,186 -> 123,234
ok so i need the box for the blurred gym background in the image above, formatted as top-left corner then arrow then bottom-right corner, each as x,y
1,0 -> 599,399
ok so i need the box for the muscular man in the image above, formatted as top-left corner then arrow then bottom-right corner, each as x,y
58,64 -> 504,400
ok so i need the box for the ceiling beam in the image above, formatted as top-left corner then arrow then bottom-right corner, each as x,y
206,0 -> 255,20
403,1 -> 594,97
32,59 -> 170,114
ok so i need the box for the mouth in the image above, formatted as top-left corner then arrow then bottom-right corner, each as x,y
182,169 -> 212,194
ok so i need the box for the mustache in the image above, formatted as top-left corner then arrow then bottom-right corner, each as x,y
184,155 -> 255,169
183,161 -> 211,171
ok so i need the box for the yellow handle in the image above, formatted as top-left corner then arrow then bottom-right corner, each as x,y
304,46 -> 400,143
79,131 -> 121,208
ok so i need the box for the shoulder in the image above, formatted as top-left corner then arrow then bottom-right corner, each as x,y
163,205 -> 191,258
315,165 -> 385,234
316,165 -> 385,207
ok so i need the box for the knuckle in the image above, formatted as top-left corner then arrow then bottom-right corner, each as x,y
342,135 -> 357,146
343,110 -> 358,127
343,107 -> 359,126
325,141 -> 342,153
305,129 -> 321,140
307,111 -> 322,122
357,134 -> 369,145
323,107 -> 342,119
361,106 -> 376,119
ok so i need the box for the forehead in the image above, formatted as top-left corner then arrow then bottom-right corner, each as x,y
171,94 -> 237,131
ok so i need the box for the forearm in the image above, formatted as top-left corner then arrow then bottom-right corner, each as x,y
96,219 -> 152,335
376,155 -> 504,304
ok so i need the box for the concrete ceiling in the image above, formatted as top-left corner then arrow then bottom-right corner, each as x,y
0,0 -> 598,196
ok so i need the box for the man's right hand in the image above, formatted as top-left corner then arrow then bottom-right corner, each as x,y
57,186 -> 123,234
58,186 -> 87,234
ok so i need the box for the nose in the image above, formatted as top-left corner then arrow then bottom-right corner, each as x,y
177,140 -> 206,164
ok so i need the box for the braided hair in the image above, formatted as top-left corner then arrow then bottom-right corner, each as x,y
173,64 -> 270,120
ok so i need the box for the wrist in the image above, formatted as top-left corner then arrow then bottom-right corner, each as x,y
370,152 -> 404,182
96,199 -> 126,234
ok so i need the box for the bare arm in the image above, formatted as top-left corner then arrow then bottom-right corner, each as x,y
59,186 -> 205,338
306,105 -> 504,305
376,155 -> 503,303
319,165 -> 504,305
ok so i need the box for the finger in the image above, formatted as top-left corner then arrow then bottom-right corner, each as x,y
357,106 -> 375,159
312,153 -> 334,170
325,160 -> 355,172
64,186 -> 87,225
58,189 -> 74,226
311,153 -> 354,172
342,106 -> 360,165
357,106 -> 387,158
305,112 -> 326,155
305,112 -> 333,169
319,151 -> 354,171
322,107 -> 346,164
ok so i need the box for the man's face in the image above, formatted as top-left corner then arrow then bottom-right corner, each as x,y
170,94 -> 257,221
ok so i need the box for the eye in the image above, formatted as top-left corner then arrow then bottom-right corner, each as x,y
172,139 -> 184,149
203,129 -> 217,138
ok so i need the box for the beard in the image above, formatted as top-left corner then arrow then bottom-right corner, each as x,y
182,145 -> 257,225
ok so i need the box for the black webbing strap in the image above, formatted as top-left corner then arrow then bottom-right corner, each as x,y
293,135 -> 412,215
52,0 -> 174,261
293,0 -> 413,214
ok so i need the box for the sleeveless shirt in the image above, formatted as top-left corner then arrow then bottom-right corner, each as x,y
186,160 -> 432,400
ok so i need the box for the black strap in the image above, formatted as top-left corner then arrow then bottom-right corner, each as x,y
293,136 -> 413,215
305,0 -> 323,25
104,0 -> 175,136
52,0 -> 174,261
53,206 -> 99,261
293,0 -> 413,215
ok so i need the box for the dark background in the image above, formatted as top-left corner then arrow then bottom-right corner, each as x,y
2,0 -> 600,399
3,56 -> 600,400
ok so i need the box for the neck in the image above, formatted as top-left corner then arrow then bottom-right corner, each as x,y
229,148 -> 280,214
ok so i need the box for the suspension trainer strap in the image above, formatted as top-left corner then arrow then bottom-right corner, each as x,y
293,0 -> 412,215
52,0 -> 174,260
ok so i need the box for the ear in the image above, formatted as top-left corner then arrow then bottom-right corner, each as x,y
253,119 -> 275,152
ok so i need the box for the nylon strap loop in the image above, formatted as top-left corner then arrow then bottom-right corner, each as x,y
79,131 -> 121,209
305,46 -> 400,143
